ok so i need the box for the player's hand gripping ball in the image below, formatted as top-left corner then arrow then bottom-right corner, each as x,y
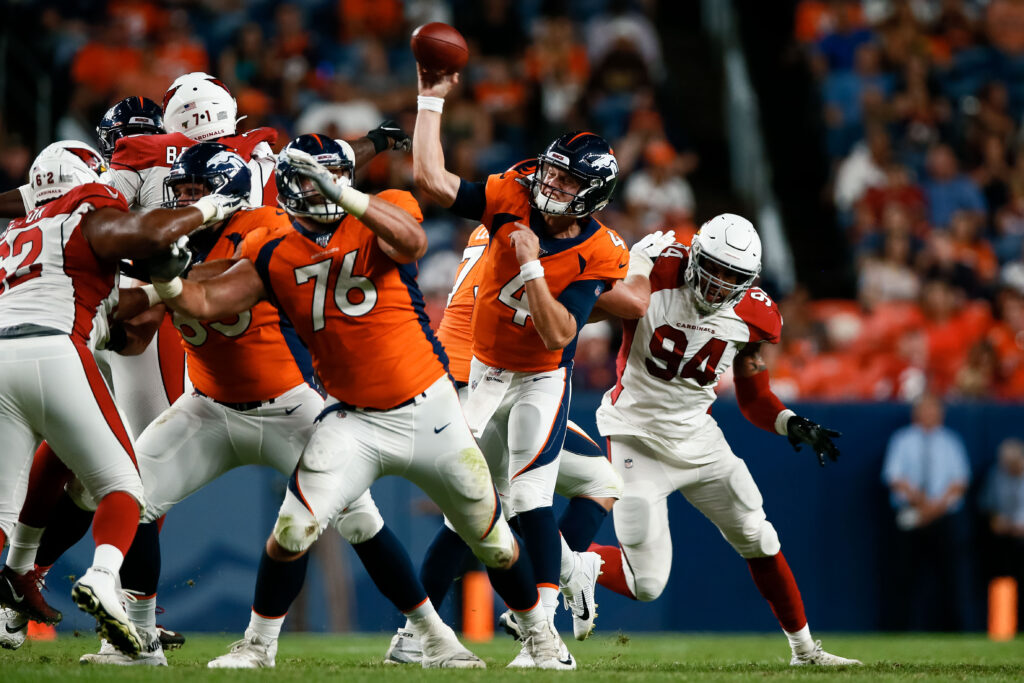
410,22 -> 468,74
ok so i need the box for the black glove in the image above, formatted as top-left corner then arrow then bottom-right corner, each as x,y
367,119 -> 412,154
119,259 -> 152,283
138,237 -> 192,282
786,415 -> 841,467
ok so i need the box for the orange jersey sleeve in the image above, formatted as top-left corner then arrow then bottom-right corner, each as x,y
436,225 -> 490,384
176,206 -> 311,403
469,171 -> 630,372
242,190 -> 448,409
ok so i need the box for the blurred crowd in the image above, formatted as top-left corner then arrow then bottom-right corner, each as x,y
3,0 -> 1024,402
773,0 -> 1024,401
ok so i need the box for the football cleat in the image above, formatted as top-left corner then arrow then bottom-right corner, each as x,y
0,566 -> 62,625
157,624 -> 186,651
71,566 -> 141,656
384,629 -> 422,665
207,628 -> 277,668
790,641 -> 862,666
419,623 -> 485,669
498,610 -> 523,641
80,630 -> 167,666
561,551 -> 602,640
0,607 -> 28,650
508,619 -> 576,670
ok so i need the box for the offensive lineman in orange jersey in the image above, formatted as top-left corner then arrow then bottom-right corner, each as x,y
152,134 -> 576,670
414,68 -> 627,661
386,224 -> 623,666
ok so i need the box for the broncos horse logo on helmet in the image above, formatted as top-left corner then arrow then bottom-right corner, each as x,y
96,96 -> 165,161
529,131 -> 619,217
276,134 -> 356,223
162,142 -> 251,212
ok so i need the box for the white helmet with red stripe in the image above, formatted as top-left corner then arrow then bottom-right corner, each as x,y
29,140 -> 105,206
162,72 -> 238,142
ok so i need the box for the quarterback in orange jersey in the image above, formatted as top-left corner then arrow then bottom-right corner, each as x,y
414,67 -> 626,661
153,134 -> 576,670
0,140 -> 247,657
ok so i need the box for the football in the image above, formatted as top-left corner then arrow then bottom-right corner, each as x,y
410,22 -> 468,74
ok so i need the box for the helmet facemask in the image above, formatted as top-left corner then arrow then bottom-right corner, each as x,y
279,165 -> 352,223
531,156 -> 601,217
684,240 -> 760,313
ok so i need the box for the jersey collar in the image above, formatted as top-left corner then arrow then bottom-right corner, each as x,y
289,215 -> 340,248
527,208 -> 600,256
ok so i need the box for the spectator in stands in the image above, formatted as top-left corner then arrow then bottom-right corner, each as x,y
859,164 -> 928,230
921,144 -> 986,229
986,0 -> 1024,56
882,393 -> 973,630
858,230 -> 921,308
971,134 -> 1012,237
810,0 -> 873,75
823,41 -> 892,157
623,139 -> 695,238
995,181 -> 1024,263
953,339 -> 1000,397
948,209 -> 999,287
584,0 -> 664,82
835,124 -> 890,213
219,23 -> 265,92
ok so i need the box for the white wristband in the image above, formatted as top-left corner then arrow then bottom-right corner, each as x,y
775,409 -> 796,436
139,284 -> 161,308
339,186 -> 370,219
192,197 -> 218,224
153,277 -> 184,300
520,260 -> 544,282
417,95 -> 444,113
625,252 -> 655,280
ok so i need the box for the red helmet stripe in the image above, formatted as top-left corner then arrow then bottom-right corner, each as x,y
162,85 -> 180,112
312,134 -> 324,149
567,131 -> 596,145
66,147 -> 102,172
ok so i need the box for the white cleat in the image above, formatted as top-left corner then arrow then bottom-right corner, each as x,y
0,607 -> 27,650
420,623 -> 485,669
561,551 -> 602,640
80,631 -> 167,666
508,619 -> 575,670
790,641 -> 862,666
498,610 -> 523,640
207,628 -> 277,668
71,567 -> 141,656
384,629 -> 423,665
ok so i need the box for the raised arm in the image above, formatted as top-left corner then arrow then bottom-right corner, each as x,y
157,259 -> 267,321
595,230 -> 676,319
412,68 -> 463,207
347,119 -> 412,170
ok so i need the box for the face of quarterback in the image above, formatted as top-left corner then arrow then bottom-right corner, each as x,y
539,164 -> 583,204
171,181 -> 209,207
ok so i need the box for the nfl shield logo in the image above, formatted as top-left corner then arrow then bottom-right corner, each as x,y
624,458 -> 633,469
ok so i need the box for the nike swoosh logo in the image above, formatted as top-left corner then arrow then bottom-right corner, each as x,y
618,262 -> 627,268
3,578 -> 24,603
284,405 -> 302,415
104,187 -> 117,198
5,622 -> 24,633
559,656 -> 574,666
434,423 -> 451,434
530,376 -> 546,382
578,598 -> 590,621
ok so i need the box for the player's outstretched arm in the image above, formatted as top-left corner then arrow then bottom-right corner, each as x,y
348,119 -> 412,169
734,342 -> 841,467
0,187 -> 28,217
595,230 -> 675,319
412,68 -> 462,207
155,259 -> 267,322
83,194 -> 245,262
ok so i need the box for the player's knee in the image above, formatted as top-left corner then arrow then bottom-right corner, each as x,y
729,514 -> 781,558
332,507 -> 384,545
468,518 -> 516,569
633,573 -> 667,602
614,495 -> 651,547
273,508 -> 320,554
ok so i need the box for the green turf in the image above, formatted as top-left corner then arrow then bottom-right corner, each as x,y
1,633 -> 1022,681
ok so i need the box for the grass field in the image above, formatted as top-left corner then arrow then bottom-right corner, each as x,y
2,632 -> 1023,681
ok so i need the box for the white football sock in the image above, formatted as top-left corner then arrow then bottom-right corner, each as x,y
403,600 -> 444,637
91,544 -> 125,574
559,535 -> 575,584
402,618 -> 415,634
127,594 -> 157,633
511,602 -> 549,631
250,611 -> 284,642
785,624 -> 815,655
539,585 -> 559,619
6,524 -> 43,575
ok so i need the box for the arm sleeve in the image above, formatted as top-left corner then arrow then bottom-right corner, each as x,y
448,179 -> 487,222
240,232 -> 282,307
557,279 -> 607,333
733,369 -> 788,434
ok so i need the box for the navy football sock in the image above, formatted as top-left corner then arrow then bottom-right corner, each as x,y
515,506 -> 560,588
35,494 -> 94,568
119,521 -> 160,596
418,525 -> 473,609
252,548 -> 310,618
558,497 -> 609,552
486,531 -> 538,611
352,525 -> 428,612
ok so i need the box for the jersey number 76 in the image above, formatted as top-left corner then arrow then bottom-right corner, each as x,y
294,249 -> 378,331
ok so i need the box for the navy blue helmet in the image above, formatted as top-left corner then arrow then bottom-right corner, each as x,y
530,131 -> 619,217
162,142 -> 251,210
276,134 -> 355,223
96,96 -> 165,160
